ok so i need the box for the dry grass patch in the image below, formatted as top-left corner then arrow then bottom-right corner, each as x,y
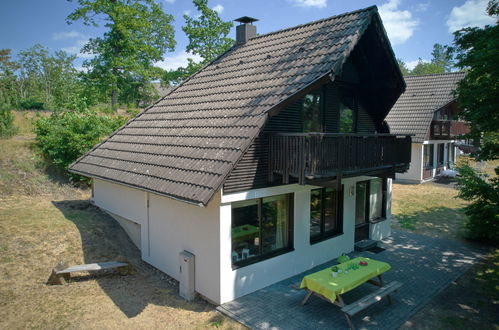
392,182 -> 468,240
0,196 -> 244,330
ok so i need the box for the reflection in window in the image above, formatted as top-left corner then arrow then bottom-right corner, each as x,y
356,178 -> 386,224
231,194 -> 292,266
310,187 -> 341,242
355,181 -> 367,225
302,92 -> 321,132
339,102 -> 354,133
423,144 -> 434,168
369,178 -> 383,220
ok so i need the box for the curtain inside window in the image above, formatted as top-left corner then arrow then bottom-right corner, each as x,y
369,179 -> 383,220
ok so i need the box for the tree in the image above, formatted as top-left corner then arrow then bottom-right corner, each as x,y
453,1 -> 498,160
67,0 -> 176,109
16,45 -> 79,110
162,0 -> 233,86
431,43 -> 455,72
397,59 -> 410,76
183,0 -> 233,64
410,58 -> 445,75
0,49 -> 19,108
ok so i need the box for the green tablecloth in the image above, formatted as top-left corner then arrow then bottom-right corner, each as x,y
299,257 -> 391,303
232,224 -> 259,242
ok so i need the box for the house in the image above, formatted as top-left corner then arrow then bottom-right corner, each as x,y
386,72 -> 469,183
69,6 -> 411,305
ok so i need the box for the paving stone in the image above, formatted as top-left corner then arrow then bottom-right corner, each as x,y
217,230 -> 484,330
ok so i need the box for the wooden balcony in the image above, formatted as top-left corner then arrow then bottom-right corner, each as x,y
431,120 -> 469,139
268,133 -> 412,185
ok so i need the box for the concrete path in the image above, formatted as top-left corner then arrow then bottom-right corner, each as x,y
217,230 -> 484,330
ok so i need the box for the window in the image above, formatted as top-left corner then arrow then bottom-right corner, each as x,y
302,92 -> 322,132
356,178 -> 386,224
231,194 -> 293,267
339,102 -> 354,133
310,187 -> 342,243
437,143 -> 445,166
423,144 -> 434,169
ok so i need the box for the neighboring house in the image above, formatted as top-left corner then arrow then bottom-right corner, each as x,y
69,7 -> 411,305
386,72 -> 469,183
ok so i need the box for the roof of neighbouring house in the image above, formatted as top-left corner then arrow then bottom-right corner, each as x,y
69,6 -> 402,206
386,71 -> 465,143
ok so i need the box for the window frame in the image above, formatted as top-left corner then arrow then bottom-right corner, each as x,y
423,144 -> 435,169
309,186 -> 344,244
357,178 -> 387,225
231,193 -> 294,269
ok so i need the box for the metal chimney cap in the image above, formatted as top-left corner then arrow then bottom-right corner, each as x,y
234,16 -> 258,24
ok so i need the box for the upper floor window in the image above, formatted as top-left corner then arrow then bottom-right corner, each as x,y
339,102 -> 354,133
302,92 -> 322,132
231,194 -> 294,267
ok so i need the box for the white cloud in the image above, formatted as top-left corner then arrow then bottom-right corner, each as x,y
414,2 -> 430,12
183,10 -> 191,16
155,51 -> 203,71
379,0 -> 419,45
406,59 -> 428,70
164,0 -> 175,4
62,39 -> 93,59
52,31 -> 85,40
289,0 -> 327,9
447,0 -> 495,33
212,4 -> 224,13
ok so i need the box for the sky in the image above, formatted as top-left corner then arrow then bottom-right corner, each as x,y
0,0 -> 495,71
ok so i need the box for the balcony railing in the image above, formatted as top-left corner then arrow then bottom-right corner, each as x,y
268,133 -> 412,185
431,120 -> 470,139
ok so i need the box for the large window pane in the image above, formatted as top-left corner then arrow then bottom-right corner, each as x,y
323,188 -> 337,232
231,200 -> 259,262
261,195 -> 289,253
369,179 -> 383,220
423,144 -> 434,168
310,189 -> 322,238
302,92 -> 321,132
355,182 -> 367,225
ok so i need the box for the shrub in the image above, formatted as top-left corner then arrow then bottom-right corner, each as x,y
18,97 -> 44,110
456,163 -> 499,244
34,109 -> 126,181
0,106 -> 18,138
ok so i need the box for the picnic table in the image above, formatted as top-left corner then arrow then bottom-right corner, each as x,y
299,257 -> 402,329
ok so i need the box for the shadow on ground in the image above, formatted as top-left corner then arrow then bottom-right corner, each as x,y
52,200 -> 213,318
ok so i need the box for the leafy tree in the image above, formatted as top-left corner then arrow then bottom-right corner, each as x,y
409,58 -> 445,75
397,59 -> 410,76
431,43 -> 455,72
16,45 -> 79,110
0,106 -> 18,138
453,0 -> 499,160
162,0 -> 233,86
453,0 -> 498,243
67,0 -> 176,109
183,0 -> 233,63
456,163 -> 499,243
0,49 -> 19,108
34,107 -> 126,180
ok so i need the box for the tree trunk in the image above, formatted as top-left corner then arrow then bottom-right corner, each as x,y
111,88 -> 117,111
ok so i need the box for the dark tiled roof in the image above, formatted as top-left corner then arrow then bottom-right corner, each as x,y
70,6 -> 388,206
386,71 -> 465,143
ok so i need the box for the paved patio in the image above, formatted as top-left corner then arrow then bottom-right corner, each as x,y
217,230 -> 484,330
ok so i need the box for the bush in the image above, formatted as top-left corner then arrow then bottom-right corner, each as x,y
18,97 -> 44,110
34,109 -> 126,181
456,163 -> 499,244
0,106 -> 18,138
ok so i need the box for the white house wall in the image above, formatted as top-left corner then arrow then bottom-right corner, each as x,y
219,177 -> 392,304
395,143 -> 423,183
92,178 -> 222,305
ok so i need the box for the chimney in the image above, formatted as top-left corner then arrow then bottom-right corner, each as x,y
234,16 -> 258,44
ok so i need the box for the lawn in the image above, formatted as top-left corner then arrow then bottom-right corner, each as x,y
0,112 -> 244,330
392,181 -> 498,330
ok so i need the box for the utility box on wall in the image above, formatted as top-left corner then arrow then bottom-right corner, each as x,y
179,251 -> 195,301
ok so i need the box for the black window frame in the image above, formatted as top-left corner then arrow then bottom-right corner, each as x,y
231,193 -> 294,269
310,186 -> 344,244
423,144 -> 434,169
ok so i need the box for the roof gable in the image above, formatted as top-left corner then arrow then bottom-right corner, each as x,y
69,6 -> 400,206
386,71 -> 465,142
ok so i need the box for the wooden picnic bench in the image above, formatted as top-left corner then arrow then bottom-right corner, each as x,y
47,260 -> 133,285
